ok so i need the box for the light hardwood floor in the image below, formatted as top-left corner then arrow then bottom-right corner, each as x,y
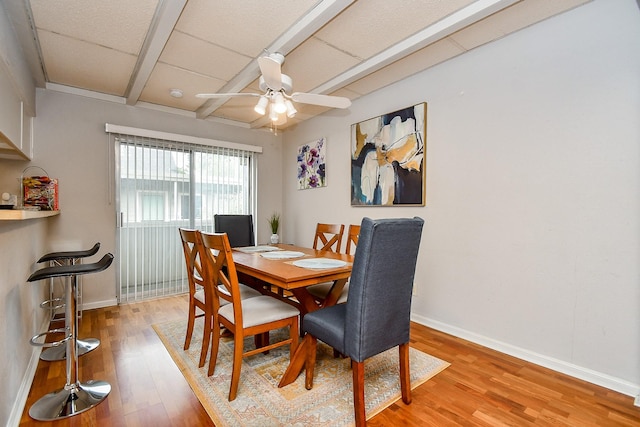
20,295 -> 640,426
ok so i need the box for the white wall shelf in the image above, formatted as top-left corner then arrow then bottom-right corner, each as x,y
0,210 -> 59,220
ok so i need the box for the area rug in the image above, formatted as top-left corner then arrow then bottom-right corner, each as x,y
153,319 -> 449,426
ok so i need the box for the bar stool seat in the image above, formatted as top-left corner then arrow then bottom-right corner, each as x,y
37,242 -> 101,264
27,253 -> 113,421
37,243 -> 101,361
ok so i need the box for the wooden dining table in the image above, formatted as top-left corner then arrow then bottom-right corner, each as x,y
231,243 -> 354,386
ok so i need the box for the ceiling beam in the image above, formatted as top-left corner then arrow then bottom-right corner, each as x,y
311,0 -> 520,95
250,0 -> 519,129
126,0 -> 188,106
196,0 -> 356,119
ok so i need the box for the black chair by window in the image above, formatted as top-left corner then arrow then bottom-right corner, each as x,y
302,217 -> 424,426
214,214 -> 255,247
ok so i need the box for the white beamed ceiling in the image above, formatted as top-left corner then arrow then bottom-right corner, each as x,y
6,0 -> 591,131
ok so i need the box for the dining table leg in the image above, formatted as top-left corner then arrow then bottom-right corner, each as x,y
278,278 -> 348,387
290,278 -> 347,314
278,334 -> 313,387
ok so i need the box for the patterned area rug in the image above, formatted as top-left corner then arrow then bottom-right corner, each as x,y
153,319 -> 449,426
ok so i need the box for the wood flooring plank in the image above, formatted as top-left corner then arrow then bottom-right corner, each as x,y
19,295 -> 640,426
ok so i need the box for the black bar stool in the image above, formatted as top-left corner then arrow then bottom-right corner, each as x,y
37,243 -> 101,361
27,253 -> 113,421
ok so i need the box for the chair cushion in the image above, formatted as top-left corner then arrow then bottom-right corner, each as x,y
197,283 -> 260,308
217,283 -> 261,306
303,304 -> 347,355
219,296 -> 299,328
239,283 -> 262,299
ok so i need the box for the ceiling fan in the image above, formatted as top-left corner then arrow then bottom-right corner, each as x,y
196,52 -> 351,125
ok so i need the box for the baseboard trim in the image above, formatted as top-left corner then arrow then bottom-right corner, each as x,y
8,317 -> 50,427
82,298 -> 118,311
411,313 -> 640,398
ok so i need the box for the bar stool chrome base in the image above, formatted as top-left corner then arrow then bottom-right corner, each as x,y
40,338 -> 100,361
28,380 -> 111,421
27,253 -> 114,421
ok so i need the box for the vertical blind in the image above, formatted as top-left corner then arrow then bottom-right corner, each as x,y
107,126 -> 258,302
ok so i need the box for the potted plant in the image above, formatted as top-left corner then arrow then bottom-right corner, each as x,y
268,213 -> 280,244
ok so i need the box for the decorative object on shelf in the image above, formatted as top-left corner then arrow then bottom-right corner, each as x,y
21,166 -> 59,211
268,212 -> 280,244
351,102 -> 427,206
297,137 -> 326,190
1,192 -> 17,209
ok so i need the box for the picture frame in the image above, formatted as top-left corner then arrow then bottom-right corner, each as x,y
297,137 -> 327,190
350,102 -> 426,206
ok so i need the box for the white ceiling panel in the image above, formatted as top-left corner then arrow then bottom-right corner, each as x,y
284,37 -> 362,93
159,31 -> 253,81
39,31 -> 136,96
140,62 -> 227,110
449,0 -> 590,51
175,0 -> 321,57
30,0 -> 158,55
7,0 -> 594,132
314,0 -> 476,59
214,97 -> 265,123
345,38 -> 466,96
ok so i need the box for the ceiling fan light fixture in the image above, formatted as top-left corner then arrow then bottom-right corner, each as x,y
269,103 -> 279,122
254,96 -> 268,115
273,92 -> 287,114
285,99 -> 297,118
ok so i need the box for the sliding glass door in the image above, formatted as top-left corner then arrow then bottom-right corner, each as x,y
113,133 -> 256,302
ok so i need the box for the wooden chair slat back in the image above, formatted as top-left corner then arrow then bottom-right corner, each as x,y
313,223 -> 345,252
345,224 -> 360,255
199,231 -> 244,322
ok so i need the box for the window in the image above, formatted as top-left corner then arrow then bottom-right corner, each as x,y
107,125 -> 260,302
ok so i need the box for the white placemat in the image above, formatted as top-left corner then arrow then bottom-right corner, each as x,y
260,251 -> 306,259
236,245 -> 281,253
292,258 -> 347,269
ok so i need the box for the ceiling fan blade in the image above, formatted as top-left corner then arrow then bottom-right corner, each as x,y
257,55 -> 283,91
196,92 -> 260,99
291,92 -> 352,109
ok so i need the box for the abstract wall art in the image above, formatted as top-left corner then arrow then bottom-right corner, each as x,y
351,103 -> 426,206
297,137 -> 327,190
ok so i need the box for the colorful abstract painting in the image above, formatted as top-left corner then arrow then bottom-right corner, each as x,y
351,103 -> 426,206
297,137 -> 327,190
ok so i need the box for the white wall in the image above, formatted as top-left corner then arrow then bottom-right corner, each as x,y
0,89 -> 285,424
0,90 -> 284,309
282,0 -> 640,396
0,219 -> 49,426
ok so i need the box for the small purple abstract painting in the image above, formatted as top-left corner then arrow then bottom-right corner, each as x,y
297,137 -> 327,190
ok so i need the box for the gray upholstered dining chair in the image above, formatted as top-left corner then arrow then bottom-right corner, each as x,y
302,217 -> 424,426
214,214 -> 255,247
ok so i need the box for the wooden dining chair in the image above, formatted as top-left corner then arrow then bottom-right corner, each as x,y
307,224 -> 360,304
199,231 -> 300,401
302,217 -> 424,426
344,224 -> 360,255
179,228 -> 260,369
313,223 -> 345,252
179,228 -> 211,368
